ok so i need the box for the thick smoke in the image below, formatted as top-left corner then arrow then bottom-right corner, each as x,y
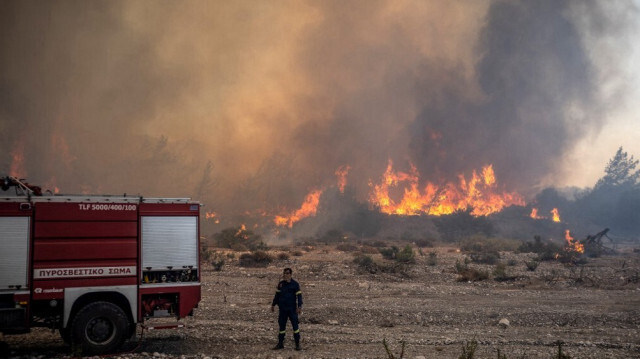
0,0 -> 635,223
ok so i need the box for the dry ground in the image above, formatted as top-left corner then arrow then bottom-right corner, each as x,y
3,245 -> 640,359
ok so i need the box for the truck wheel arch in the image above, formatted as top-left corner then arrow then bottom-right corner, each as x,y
63,286 -> 137,329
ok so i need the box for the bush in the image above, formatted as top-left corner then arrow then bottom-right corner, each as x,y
238,250 -> 273,267
427,252 -> 438,266
213,226 -> 267,251
210,251 -> 225,271
396,245 -> 415,263
454,260 -> 489,282
415,238 -> 434,248
525,260 -> 539,271
379,246 -> 399,260
277,252 -> 290,260
353,254 -> 377,273
319,229 -> 347,244
371,240 -> 388,248
518,235 -> 561,261
469,251 -> 500,264
336,243 -> 359,252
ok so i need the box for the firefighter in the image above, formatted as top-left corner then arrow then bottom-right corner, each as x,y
270,267 -> 303,350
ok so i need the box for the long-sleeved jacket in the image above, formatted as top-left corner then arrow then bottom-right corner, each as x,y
271,279 -> 303,309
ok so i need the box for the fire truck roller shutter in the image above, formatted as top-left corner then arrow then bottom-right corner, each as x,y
141,216 -> 198,270
0,217 -> 29,290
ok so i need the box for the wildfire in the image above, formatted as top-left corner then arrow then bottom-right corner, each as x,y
335,165 -> 351,194
274,189 -> 323,227
551,208 -> 561,222
564,229 -> 584,253
205,211 -> 220,223
9,139 -> 26,178
368,160 -> 524,216
530,208 -> 544,219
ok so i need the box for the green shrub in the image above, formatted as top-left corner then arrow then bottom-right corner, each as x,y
379,246 -> 399,260
458,338 -> 478,359
396,245 -> 415,263
353,254 -> 377,273
525,260 -> 539,271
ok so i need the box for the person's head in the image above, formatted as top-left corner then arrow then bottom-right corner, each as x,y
283,267 -> 292,280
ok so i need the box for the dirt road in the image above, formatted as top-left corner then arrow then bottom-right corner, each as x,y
3,245 -> 640,358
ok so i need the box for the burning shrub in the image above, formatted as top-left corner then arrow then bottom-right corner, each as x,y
213,226 -> 267,251
238,250 -> 273,267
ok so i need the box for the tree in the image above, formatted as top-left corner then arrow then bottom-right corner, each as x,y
595,147 -> 639,189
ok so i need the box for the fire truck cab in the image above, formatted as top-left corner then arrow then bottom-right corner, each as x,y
0,177 -> 201,355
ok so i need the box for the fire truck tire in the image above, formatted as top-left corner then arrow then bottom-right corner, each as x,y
70,301 -> 130,355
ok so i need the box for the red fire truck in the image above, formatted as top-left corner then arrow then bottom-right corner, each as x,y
0,177 -> 201,355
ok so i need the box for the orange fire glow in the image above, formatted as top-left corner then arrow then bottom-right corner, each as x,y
205,211 -> 220,223
530,208 -> 544,219
9,139 -> 26,178
274,189 -> 323,227
564,229 -> 584,253
551,208 -> 561,222
335,165 -> 351,194
368,160 -> 524,216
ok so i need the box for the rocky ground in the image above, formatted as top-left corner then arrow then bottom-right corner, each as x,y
2,244 -> 640,359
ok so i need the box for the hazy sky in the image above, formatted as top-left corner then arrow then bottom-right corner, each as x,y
1,0 -> 639,215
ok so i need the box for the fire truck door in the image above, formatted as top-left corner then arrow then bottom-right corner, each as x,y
0,217 -> 30,290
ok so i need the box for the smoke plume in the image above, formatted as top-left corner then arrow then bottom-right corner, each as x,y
1,0 -> 636,224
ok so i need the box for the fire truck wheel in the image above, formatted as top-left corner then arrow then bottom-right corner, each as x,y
70,301 -> 130,355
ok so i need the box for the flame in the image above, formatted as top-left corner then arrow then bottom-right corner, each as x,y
368,160 -> 524,216
335,165 -> 351,194
530,208 -> 543,219
564,229 -> 584,253
205,211 -> 220,223
551,208 -> 561,222
9,138 -> 26,178
274,189 -> 323,227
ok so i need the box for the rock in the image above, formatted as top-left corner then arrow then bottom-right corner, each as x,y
498,318 -> 510,329
328,320 -> 339,325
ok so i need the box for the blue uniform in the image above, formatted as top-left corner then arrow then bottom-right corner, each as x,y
272,279 -> 303,345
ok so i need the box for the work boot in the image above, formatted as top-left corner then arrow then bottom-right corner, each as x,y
295,342 -> 302,351
272,343 -> 284,350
